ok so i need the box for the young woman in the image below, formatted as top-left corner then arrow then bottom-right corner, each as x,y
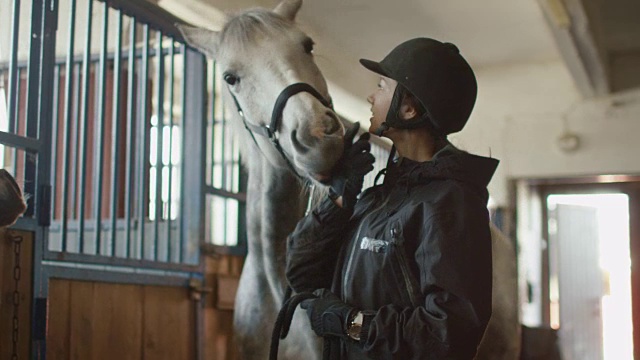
286,38 -> 498,359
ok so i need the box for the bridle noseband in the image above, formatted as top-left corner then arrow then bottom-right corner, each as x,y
228,82 -> 333,180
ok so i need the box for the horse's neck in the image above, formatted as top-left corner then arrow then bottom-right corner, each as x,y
245,157 -> 306,297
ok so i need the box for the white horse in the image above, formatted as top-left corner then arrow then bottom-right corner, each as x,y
178,0 -> 521,358
179,1 -> 343,358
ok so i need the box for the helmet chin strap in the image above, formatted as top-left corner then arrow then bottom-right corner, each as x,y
372,85 -> 431,137
373,123 -> 389,137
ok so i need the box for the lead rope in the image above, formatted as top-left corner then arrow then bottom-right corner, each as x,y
270,290 -> 321,360
269,183 -> 317,359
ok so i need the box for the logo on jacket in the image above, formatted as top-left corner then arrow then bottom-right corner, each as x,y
360,237 -> 389,253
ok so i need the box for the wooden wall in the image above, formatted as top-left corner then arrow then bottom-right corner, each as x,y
0,228 -> 33,360
204,254 -> 243,360
47,279 -> 196,360
44,253 -> 244,360
1,225 -> 245,359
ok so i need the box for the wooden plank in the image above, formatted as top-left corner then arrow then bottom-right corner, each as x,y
92,282 -> 143,360
68,280 -> 95,360
216,275 -> 239,310
47,279 -> 71,360
142,285 -> 194,360
203,254 -> 241,359
204,306 -> 239,360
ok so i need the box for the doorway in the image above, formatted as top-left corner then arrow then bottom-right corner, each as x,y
547,193 -> 632,360
516,178 -> 640,360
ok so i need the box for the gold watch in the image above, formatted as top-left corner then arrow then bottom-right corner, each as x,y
346,311 -> 364,341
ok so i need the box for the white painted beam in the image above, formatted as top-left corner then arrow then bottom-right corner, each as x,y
537,0 -> 610,97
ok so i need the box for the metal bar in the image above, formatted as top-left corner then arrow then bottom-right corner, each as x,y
110,9 -> 124,257
93,1 -> 109,254
202,186 -> 246,204
11,68 -> 21,174
70,62 -> 81,220
77,0 -> 94,252
0,46 -> 184,70
124,18 -> 137,258
102,0 -> 189,44
43,263 -> 196,287
237,164 -> 248,250
233,135 -> 240,192
138,24 -> 150,260
153,30 -> 165,261
181,48 -> 206,265
41,232 -> 200,273
32,0 -> 60,353
205,61 -> 216,185
22,0 -> 46,219
201,242 -> 247,257
208,61 -> 216,186
50,64 -> 60,218
6,0 -> 21,137
0,132 -> 41,151
220,84 -> 227,191
11,217 -> 39,231
124,18 -> 136,258
11,68 -> 21,135
166,41 -> 175,261
179,44 -> 187,263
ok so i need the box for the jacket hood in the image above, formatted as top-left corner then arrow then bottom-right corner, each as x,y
384,144 -> 499,190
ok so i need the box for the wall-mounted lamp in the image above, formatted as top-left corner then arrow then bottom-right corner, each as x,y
556,114 -> 580,152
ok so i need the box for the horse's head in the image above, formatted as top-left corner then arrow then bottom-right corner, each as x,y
178,0 -> 345,183
0,169 -> 27,228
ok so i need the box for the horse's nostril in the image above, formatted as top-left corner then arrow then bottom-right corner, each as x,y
324,111 -> 341,135
291,130 -> 310,154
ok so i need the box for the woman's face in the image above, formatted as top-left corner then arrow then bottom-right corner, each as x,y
367,76 -> 397,135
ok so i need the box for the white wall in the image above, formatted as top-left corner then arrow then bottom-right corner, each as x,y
451,60 -> 640,206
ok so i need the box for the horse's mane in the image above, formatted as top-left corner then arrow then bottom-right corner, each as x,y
220,9 -> 293,49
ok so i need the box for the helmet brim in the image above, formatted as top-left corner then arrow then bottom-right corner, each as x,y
359,59 -> 391,78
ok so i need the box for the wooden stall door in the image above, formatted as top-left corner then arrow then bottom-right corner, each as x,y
47,280 -> 196,360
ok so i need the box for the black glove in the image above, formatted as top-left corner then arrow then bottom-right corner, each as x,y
329,122 -> 375,209
300,289 -> 355,338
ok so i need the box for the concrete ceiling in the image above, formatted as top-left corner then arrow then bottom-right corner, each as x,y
160,0 -> 640,121
587,0 -> 640,92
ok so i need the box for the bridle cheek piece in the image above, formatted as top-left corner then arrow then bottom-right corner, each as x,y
228,82 -> 334,180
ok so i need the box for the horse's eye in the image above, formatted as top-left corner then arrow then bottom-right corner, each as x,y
303,38 -> 314,54
223,73 -> 239,86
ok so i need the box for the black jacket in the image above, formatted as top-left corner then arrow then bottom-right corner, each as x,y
286,145 -> 499,359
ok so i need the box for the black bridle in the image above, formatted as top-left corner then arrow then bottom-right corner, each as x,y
228,82 -> 333,180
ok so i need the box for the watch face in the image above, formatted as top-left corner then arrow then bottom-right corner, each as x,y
348,324 -> 362,340
348,311 -> 364,340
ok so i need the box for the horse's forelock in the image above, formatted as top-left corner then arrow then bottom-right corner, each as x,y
220,9 -> 294,49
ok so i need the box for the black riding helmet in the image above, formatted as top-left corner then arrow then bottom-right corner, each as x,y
360,38 -> 477,136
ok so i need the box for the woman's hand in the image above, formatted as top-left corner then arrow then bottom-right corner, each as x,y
328,123 -> 375,209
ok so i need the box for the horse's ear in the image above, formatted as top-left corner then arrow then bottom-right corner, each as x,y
176,24 -> 219,59
273,0 -> 302,21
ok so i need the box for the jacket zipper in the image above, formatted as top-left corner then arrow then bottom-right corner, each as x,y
342,195 -> 392,299
391,230 -> 419,307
